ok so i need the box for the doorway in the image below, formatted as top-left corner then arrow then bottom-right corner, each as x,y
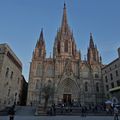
63,94 -> 71,105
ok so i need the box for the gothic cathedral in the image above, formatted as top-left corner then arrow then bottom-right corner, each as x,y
27,3 -> 104,106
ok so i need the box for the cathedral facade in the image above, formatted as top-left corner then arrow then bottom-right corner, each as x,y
27,4 -> 104,106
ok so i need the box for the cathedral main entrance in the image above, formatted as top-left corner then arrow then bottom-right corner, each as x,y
63,94 -> 71,105
57,78 -> 79,105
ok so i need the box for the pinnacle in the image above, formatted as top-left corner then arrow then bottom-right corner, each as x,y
39,28 -> 44,42
61,3 -> 70,33
89,32 -> 94,48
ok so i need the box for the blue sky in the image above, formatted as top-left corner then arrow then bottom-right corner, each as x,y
0,0 -> 120,81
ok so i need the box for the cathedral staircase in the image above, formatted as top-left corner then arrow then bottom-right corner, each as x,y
15,106 -> 36,116
35,105 -> 48,116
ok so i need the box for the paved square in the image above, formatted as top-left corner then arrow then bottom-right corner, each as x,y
0,116 -> 117,120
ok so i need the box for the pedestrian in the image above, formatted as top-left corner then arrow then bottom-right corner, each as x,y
81,107 -> 85,117
114,107 -> 119,120
30,102 -> 32,106
8,107 -> 15,120
61,104 -> 64,114
52,103 -> 56,115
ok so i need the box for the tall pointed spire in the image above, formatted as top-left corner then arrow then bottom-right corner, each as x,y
36,28 -> 45,48
34,28 -> 46,59
89,32 -> 94,48
39,28 -> 44,42
61,2 -> 70,33
87,33 -> 100,64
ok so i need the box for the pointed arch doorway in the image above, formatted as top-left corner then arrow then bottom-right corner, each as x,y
57,78 -> 79,105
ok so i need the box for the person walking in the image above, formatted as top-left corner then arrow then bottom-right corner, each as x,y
8,107 -> 15,120
114,107 -> 119,120
52,103 -> 56,115
81,106 -> 85,117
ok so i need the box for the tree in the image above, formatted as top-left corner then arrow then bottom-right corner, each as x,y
42,81 -> 54,110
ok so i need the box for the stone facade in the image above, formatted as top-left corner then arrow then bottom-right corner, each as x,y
0,43 -> 23,107
102,48 -> 120,104
27,4 -> 104,106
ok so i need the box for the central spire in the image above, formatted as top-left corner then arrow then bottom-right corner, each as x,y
61,3 -> 70,33
89,33 -> 95,48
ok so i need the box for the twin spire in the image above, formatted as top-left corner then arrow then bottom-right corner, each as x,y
37,3 -> 95,49
35,3 -> 100,63
36,3 -> 69,48
36,29 -> 45,48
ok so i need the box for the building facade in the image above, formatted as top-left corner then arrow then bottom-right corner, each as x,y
27,4 -> 104,106
102,48 -> 120,104
0,43 -> 23,107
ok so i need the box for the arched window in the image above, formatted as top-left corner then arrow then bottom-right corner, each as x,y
96,83 -> 99,92
57,41 -> 60,54
85,82 -> 88,92
36,80 -> 39,89
10,71 -> 13,79
39,48 -> 41,57
64,40 -> 68,52
5,67 -> 9,77
8,88 -> 11,96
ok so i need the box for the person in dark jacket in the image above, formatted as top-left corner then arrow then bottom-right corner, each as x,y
8,107 -> 15,120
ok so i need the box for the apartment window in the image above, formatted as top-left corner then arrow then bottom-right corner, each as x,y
110,67 -> 111,70
110,73 -> 113,80
10,71 -> 13,79
117,80 -> 120,86
85,82 -> 88,92
106,85 -> 109,91
105,76 -> 108,83
96,83 -> 99,92
5,67 -> 9,77
8,88 -> 10,97
111,82 -> 114,88
107,94 -> 110,99
116,70 -> 119,77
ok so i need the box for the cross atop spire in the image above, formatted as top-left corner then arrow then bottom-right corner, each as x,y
64,2 -> 66,9
89,32 -> 94,48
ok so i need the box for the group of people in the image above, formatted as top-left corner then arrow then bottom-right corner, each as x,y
7,102 -> 119,120
47,103 -> 56,116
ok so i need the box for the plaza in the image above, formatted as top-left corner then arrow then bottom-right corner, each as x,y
0,115 -> 117,120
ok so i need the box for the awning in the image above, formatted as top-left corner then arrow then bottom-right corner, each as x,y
109,86 -> 120,92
